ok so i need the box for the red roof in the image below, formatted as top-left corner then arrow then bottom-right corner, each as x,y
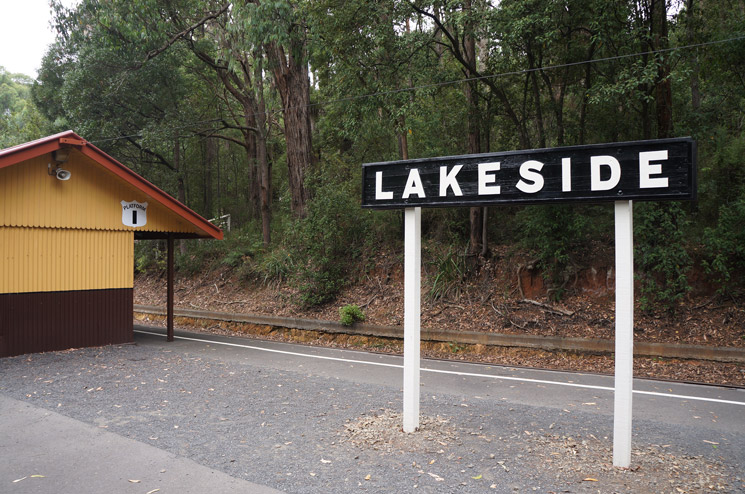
0,131 -> 223,240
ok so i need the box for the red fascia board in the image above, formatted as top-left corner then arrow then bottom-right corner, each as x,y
0,130 -> 82,169
0,140 -> 61,169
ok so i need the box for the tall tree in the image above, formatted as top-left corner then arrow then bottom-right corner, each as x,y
0,67 -> 51,147
232,0 -> 315,218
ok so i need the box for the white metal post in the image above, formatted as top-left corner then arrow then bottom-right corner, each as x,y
613,200 -> 634,467
403,207 -> 421,433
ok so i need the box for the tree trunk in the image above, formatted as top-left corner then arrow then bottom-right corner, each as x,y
397,118 -> 409,160
527,48 -> 546,149
651,0 -> 674,138
256,134 -> 272,247
686,0 -> 701,112
268,42 -> 312,218
463,22 -> 486,258
245,131 -> 261,220
579,43 -> 596,145
174,138 -> 188,255
204,136 -> 215,218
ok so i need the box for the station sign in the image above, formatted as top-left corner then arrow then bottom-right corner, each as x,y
362,138 -> 696,209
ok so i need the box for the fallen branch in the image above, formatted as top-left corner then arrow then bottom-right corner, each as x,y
359,293 -> 379,309
519,298 -> 575,316
491,301 -> 527,329
508,318 -> 528,330
691,295 -> 717,311
490,301 -> 505,317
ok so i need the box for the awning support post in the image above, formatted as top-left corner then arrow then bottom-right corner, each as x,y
167,234 -> 174,342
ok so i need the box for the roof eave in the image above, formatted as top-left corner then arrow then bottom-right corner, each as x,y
0,131 -> 223,240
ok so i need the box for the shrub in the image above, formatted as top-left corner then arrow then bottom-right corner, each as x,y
134,239 -> 165,274
703,195 -> 745,295
339,304 -> 366,326
427,244 -> 467,301
288,169 -> 374,307
635,202 -> 692,314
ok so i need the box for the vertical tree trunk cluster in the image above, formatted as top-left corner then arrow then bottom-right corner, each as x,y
650,0 -> 674,139
268,43 -> 313,218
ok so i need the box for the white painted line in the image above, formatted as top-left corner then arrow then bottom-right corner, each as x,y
134,329 -> 745,407
633,389 -> 745,406
135,329 -> 403,369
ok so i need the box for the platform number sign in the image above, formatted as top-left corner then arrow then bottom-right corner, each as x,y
121,200 -> 148,227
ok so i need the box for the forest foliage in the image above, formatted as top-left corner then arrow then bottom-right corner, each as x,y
4,0 -> 745,310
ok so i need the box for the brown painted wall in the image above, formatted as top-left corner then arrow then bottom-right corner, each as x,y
0,288 -> 133,357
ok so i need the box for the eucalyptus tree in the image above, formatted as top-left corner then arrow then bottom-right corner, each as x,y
34,5 -> 216,227
310,0 -> 438,162
0,67 -> 51,148
37,1 -> 272,243
407,0 -> 520,257
230,1 -> 314,218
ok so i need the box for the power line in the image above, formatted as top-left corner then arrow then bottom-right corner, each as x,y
88,34 -> 745,146
309,35 -> 745,109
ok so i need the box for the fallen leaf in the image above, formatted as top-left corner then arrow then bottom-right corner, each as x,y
472,474 -> 483,480
583,478 -> 598,482
364,474 -> 371,481
428,472 -> 444,482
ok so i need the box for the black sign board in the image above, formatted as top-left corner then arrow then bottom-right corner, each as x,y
362,138 -> 696,209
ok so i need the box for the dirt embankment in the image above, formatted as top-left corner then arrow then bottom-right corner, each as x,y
134,247 -> 745,386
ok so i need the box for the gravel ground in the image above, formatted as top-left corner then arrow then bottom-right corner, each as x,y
1,339 -> 743,494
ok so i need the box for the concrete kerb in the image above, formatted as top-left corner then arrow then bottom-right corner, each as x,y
133,304 -> 745,364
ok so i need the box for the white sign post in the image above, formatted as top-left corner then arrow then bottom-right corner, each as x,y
613,200 -> 634,467
403,207 -> 422,433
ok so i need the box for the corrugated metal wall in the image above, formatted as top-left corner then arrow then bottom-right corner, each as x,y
0,153 -> 199,235
0,227 -> 133,294
0,288 -> 133,357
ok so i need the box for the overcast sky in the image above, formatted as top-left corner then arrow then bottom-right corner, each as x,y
0,0 -> 78,79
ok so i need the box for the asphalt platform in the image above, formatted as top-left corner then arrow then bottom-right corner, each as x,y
1,326 -> 743,493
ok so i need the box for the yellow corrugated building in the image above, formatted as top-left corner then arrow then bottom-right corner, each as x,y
0,131 -> 222,357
